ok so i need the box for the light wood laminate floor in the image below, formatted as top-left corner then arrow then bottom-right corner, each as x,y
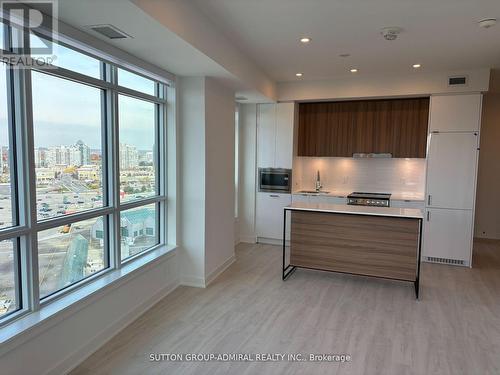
72,240 -> 500,375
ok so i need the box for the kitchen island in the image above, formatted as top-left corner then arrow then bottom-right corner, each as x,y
282,202 -> 423,298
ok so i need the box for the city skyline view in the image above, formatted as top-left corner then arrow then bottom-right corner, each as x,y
0,58 -> 160,317
0,69 -> 158,150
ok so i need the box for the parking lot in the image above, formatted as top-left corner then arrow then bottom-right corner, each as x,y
0,186 -> 156,313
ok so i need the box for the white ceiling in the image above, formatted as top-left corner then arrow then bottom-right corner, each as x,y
54,0 -> 274,102
192,0 -> 500,82
56,0 -> 229,77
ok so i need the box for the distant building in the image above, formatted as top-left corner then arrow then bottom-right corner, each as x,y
34,147 -> 48,167
77,164 -> 100,181
35,168 -> 56,184
46,141 -> 91,167
0,146 -> 9,174
91,207 -> 155,243
119,143 -> 139,169
70,140 -> 91,167
138,150 -> 154,165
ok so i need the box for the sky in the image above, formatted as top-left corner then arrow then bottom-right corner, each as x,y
0,37 -> 158,151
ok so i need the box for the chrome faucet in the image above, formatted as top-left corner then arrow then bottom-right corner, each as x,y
315,170 -> 322,192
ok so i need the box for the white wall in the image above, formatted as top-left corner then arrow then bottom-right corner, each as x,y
178,77 -> 207,285
475,90 -> 500,239
293,157 -> 426,199
178,77 -> 236,286
204,77 -> 236,280
278,68 -> 490,101
237,104 -> 258,243
0,252 -> 179,375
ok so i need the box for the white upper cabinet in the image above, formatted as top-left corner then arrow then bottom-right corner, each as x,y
426,132 -> 478,209
257,103 -> 294,169
257,104 -> 276,168
430,94 -> 482,133
275,102 -> 294,169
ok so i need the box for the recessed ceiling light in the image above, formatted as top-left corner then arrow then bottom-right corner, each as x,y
300,37 -> 311,43
478,18 -> 497,28
413,64 -> 421,68
350,68 -> 358,73
296,73 -> 303,77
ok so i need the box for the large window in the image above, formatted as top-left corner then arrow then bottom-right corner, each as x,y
0,24 -> 169,324
120,204 -> 158,261
117,68 -> 156,96
38,217 -> 106,298
118,95 -> 157,202
0,62 -> 14,229
30,34 -> 102,79
31,72 -> 104,220
0,239 -> 19,318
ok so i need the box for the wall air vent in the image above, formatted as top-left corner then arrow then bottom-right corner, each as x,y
88,24 -> 132,40
448,76 -> 468,86
425,256 -> 466,266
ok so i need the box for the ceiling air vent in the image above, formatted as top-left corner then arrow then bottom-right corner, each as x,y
448,76 -> 468,86
89,24 -> 131,40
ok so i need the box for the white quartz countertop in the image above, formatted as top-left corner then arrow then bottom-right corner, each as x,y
292,191 -> 425,202
286,202 -> 423,219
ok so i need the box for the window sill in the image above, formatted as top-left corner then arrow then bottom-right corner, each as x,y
0,244 -> 178,355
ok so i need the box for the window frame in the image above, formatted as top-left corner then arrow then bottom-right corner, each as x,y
0,21 -> 171,326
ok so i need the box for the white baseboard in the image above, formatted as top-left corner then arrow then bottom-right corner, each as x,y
180,254 -> 236,289
239,235 -> 257,244
180,275 -> 206,288
257,237 -> 289,246
205,254 -> 236,286
50,280 -> 179,375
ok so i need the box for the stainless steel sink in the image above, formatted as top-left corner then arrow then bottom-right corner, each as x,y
297,190 -> 331,195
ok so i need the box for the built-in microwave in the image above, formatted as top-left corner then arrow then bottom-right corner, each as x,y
259,168 -> 292,193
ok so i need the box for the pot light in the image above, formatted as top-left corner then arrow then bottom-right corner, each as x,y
350,68 -> 358,73
413,64 -> 421,68
296,72 -> 303,77
300,37 -> 311,43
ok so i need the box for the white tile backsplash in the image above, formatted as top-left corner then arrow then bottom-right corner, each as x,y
293,157 -> 426,197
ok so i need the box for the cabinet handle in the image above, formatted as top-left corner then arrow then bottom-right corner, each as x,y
270,195 -> 279,198
427,211 -> 430,221
427,195 -> 432,205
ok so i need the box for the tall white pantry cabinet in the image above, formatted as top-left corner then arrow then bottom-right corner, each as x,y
255,103 -> 295,243
423,94 -> 482,267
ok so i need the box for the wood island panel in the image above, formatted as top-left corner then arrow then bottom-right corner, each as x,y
290,211 -> 420,281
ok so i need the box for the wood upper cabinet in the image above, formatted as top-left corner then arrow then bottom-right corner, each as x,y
297,97 -> 430,158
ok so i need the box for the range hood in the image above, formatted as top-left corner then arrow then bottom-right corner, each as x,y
352,153 -> 392,158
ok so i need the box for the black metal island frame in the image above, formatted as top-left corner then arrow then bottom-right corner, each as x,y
282,202 -> 423,299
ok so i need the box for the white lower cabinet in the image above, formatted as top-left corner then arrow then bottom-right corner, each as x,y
423,208 -> 473,265
292,194 -> 346,205
256,192 -> 292,241
391,200 -> 425,210
312,196 -> 346,205
291,194 -> 311,204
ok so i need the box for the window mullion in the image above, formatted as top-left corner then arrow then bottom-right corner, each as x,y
15,64 -> 40,311
107,65 -> 121,268
158,85 -> 167,245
